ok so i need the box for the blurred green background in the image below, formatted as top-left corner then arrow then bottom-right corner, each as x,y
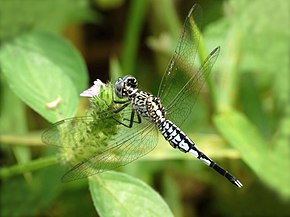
0,0 -> 289,217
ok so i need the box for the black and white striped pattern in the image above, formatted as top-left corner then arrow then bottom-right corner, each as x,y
42,5 -> 244,186
157,119 -> 243,188
115,76 -> 243,188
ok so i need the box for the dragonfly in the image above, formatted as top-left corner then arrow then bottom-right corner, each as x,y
42,4 -> 243,188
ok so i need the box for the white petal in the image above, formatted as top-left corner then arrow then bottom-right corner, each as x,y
80,79 -> 105,97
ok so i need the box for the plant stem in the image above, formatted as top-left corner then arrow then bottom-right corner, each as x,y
0,134 -> 42,146
215,25 -> 241,113
197,29 -> 218,111
121,0 -> 149,74
0,155 -> 59,179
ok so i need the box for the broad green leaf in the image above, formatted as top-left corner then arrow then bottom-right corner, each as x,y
214,110 -> 290,198
0,32 -> 88,122
239,73 -> 271,137
214,111 -> 266,171
205,0 -> 289,107
0,0 -> 97,40
230,0 -> 290,106
269,108 -> 290,198
89,171 -> 174,217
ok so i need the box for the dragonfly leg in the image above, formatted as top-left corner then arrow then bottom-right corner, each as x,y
124,112 -> 142,124
101,98 -> 130,113
113,99 -> 129,104
101,96 -> 140,128
111,109 -> 138,128
112,103 -> 131,113
99,99 -> 130,121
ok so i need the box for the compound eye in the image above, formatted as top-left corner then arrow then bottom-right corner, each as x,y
115,84 -> 123,98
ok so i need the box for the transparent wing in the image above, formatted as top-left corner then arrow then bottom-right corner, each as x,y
167,47 -> 220,126
42,106 -> 138,148
42,106 -> 158,182
42,116 -> 94,148
61,123 -> 158,182
157,4 -> 202,108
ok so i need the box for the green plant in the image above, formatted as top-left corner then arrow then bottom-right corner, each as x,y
1,0 -> 289,217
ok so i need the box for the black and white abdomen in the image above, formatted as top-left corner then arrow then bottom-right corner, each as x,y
158,119 -> 212,166
157,118 -> 243,188
158,119 -> 193,152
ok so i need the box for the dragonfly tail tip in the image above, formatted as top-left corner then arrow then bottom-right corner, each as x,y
234,179 -> 243,188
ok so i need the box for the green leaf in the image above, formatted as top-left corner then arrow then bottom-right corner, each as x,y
269,108 -> 290,198
214,110 -> 290,198
89,171 -> 174,217
0,32 -> 88,122
205,0 -> 290,108
214,111 -> 266,170
0,0 -> 97,40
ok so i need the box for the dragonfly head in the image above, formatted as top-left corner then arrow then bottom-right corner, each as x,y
115,75 -> 138,98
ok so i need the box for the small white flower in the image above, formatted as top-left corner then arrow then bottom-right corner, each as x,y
80,79 -> 105,97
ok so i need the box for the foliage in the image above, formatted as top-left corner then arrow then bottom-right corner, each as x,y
0,0 -> 97,40
89,171 -> 174,217
0,32 -> 88,123
0,0 -> 289,217
208,0 -> 290,198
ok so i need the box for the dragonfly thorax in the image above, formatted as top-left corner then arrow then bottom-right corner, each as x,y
146,96 -> 167,123
129,90 -> 167,123
115,75 -> 167,123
